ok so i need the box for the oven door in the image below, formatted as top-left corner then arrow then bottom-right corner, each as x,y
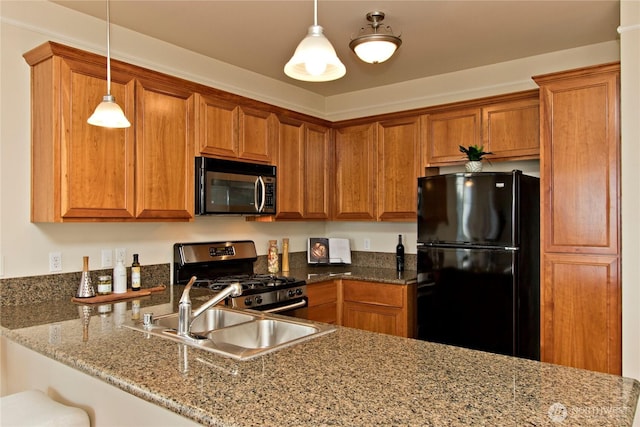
261,297 -> 308,319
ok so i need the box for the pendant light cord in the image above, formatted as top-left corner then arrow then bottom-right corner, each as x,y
105,0 -> 112,96
313,0 -> 318,26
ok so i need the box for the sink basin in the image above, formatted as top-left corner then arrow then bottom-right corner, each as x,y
124,306 -> 335,361
208,318 -> 318,349
152,307 -> 255,334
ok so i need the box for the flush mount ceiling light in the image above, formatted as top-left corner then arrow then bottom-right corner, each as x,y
87,0 -> 131,128
284,0 -> 346,82
350,11 -> 402,64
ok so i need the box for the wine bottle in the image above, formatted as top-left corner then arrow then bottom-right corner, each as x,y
131,254 -> 141,291
396,234 -> 405,272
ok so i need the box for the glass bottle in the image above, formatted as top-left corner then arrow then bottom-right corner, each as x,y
396,234 -> 405,272
267,240 -> 279,274
131,253 -> 141,291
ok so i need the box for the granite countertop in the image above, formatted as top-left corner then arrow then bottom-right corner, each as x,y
1,284 -> 638,426
281,265 -> 417,285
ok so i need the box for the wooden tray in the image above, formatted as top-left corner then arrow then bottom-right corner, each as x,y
71,285 -> 166,304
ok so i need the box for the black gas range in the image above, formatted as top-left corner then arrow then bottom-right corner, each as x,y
173,241 -> 307,314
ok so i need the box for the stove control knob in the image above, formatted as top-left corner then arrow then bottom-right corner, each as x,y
287,290 -> 295,298
244,298 -> 252,306
295,288 -> 303,296
255,296 -> 263,305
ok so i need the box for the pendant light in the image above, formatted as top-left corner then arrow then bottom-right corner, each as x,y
87,0 -> 131,128
350,11 -> 402,64
284,0 -> 346,82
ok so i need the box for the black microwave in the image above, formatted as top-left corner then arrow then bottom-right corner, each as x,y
195,157 -> 276,215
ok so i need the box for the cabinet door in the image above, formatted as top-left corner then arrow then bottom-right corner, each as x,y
343,301 -> 404,336
135,80 -> 195,220
197,94 -> 239,158
534,63 -> 621,375
537,69 -> 620,255
275,119 -> 331,220
424,108 -> 481,165
482,97 -> 539,160
238,106 -> 275,163
342,280 -> 412,337
377,116 -> 421,221
333,124 -> 376,220
307,281 -> 338,324
304,124 -> 331,219
27,47 -> 136,222
541,253 -> 620,374
276,117 -> 305,219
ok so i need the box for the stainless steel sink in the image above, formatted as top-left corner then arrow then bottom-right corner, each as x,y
124,306 -> 335,361
152,307 -> 255,334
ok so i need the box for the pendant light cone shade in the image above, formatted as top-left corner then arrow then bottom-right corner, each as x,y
284,0 -> 345,82
87,0 -> 131,128
350,11 -> 402,64
87,95 -> 131,128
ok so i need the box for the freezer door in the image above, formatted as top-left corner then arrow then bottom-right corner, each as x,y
417,173 -> 516,246
417,246 -> 517,357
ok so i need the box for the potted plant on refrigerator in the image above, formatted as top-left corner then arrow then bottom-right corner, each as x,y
459,145 -> 493,172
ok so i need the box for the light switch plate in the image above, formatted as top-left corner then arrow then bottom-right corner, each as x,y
101,249 -> 113,268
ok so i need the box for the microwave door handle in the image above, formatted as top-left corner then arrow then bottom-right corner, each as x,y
255,176 -> 266,212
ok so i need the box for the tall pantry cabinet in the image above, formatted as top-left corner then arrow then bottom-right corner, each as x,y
533,63 -> 621,375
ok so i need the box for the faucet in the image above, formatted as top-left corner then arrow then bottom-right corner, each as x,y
177,276 -> 243,338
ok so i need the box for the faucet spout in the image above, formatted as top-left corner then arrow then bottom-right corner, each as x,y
177,276 -> 243,338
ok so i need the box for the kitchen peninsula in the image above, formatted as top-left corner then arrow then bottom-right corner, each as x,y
1,283 -> 638,426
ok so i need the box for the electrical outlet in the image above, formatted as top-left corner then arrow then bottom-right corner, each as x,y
115,248 -> 126,264
364,238 -> 371,250
101,249 -> 113,268
49,252 -> 62,272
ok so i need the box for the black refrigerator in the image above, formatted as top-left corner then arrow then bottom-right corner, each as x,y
416,170 -> 540,360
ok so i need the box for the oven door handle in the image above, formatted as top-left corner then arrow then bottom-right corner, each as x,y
262,299 -> 307,314
254,176 -> 266,213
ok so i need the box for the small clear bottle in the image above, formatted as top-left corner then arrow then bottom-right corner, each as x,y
267,240 -> 279,274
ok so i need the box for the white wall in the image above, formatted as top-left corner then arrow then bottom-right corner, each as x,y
620,0 -> 640,385
1,0 -> 637,382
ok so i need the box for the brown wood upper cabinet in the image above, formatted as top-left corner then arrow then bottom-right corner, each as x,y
333,117 -> 421,222
377,116 -> 422,221
275,116 -> 331,220
134,79 -> 195,220
333,123 -> 377,220
24,42 -> 194,222
424,91 -> 539,166
533,63 -> 621,375
196,94 -> 275,164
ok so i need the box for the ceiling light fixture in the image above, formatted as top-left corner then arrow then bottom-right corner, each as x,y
87,0 -> 131,128
350,11 -> 402,64
284,0 -> 346,82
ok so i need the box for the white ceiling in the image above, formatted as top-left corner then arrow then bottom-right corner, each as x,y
51,0 -> 620,97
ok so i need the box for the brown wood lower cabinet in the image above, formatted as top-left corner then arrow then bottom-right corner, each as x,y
305,279 -> 415,338
342,280 -> 415,338
306,281 -> 339,324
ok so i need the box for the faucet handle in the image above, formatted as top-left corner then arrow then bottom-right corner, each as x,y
179,276 -> 198,305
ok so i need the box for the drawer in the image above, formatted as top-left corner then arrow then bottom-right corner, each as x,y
343,280 -> 404,308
